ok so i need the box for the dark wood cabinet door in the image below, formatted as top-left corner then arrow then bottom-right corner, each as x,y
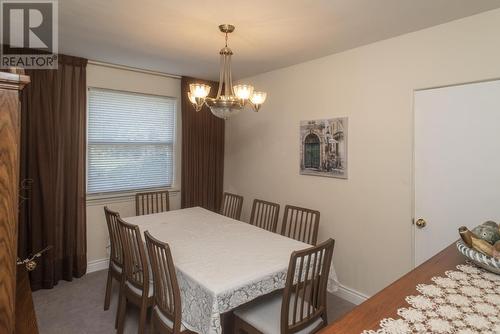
15,266 -> 38,334
0,72 -> 30,334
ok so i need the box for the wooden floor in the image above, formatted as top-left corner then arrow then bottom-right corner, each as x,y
33,269 -> 355,334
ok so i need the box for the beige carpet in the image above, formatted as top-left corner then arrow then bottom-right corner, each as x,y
33,270 -> 355,334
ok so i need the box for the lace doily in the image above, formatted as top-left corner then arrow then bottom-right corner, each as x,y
362,263 -> 500,334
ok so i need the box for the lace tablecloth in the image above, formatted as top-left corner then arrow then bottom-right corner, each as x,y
124,207 -> 339,334
363,263 -> 500,334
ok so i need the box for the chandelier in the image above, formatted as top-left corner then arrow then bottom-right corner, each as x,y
188,24 -> 267,119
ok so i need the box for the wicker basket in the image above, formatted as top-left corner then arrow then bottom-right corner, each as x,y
456,240 -> 500,274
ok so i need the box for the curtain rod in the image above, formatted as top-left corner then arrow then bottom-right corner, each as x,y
88,60 -> 182,79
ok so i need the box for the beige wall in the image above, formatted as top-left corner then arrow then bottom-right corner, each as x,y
224,9 -> 500,297
86,64 -> 182,269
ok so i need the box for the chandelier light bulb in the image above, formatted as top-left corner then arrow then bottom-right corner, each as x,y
233,84 -> 254,100
190,83 -> 211,98
188,92 -> 197,104
250,91 -> 267,105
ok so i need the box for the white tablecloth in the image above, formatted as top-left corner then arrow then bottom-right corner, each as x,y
124,207 -> 339,334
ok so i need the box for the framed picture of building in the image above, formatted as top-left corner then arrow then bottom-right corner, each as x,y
300,118 -> 348,178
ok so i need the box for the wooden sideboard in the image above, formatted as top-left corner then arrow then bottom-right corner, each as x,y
0,72 -> 30,334
321,244 -> 465,333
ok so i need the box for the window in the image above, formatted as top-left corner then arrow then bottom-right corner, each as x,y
87,88 -> 176,194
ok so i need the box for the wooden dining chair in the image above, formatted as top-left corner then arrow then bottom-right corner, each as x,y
116,217 -> 154,334
103,206 -> 124,322
234,238 -> 335,334
249,199 -> 280,233
220,192 -> 244,220
136,190 -> 170,216
145,231 -> 191,334
280,205 -> 320,245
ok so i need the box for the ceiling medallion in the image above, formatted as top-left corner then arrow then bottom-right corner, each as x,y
188,24 -> 267,120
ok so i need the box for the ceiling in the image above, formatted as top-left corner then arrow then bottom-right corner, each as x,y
59,0 -> 500,80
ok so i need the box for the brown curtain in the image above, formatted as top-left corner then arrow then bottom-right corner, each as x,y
18,54 -> 87,290
181,77 -> 225,211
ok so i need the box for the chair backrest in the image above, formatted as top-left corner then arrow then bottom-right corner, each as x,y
117,217 -> 149,294
104,206 -> 122,267
281,239 -> 335,334
249,199 -> 280,233
220,192 -> 243,220
136,190 -> 170,216
144,231 -> 182,333
281,205 -> 320,245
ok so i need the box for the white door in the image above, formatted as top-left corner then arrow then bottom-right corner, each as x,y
414,80 -> 500,266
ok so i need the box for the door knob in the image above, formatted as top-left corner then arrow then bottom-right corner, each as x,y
415,218 -> 427,229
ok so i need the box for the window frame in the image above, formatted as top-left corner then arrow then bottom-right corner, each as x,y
85,87 -> 179,200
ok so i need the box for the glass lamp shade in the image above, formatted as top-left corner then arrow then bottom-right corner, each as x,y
209,106 -> 244,120
189,83 -> 211,98
250,91 -> 267,105
188,92 -> 197,104
205,96 -> 244,119
233,84 -> 254,100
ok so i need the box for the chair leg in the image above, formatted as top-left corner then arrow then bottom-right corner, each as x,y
233,316 -> 243,334
117,295 -> 127,334
234,315 -> 261,334
150,316 -> 156,334
104,269 -> 112,311
116,279 -> 124,329
138,297 -> 148,334
222,312 -> 234,334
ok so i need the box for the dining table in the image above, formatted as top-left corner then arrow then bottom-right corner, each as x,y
123,206 -> 339,334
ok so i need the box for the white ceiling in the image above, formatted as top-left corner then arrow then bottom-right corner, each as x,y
59,0 -> 500,80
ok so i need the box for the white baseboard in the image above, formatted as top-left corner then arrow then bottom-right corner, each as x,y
87,258 -> 109,274
333,284 -> 369,305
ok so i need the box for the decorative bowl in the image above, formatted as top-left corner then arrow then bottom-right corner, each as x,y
456,240 -> 500,274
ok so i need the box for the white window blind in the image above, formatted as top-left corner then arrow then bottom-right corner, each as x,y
87,88 -> 176,194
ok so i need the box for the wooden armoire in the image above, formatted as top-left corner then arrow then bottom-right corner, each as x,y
0,71 -> 35,334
